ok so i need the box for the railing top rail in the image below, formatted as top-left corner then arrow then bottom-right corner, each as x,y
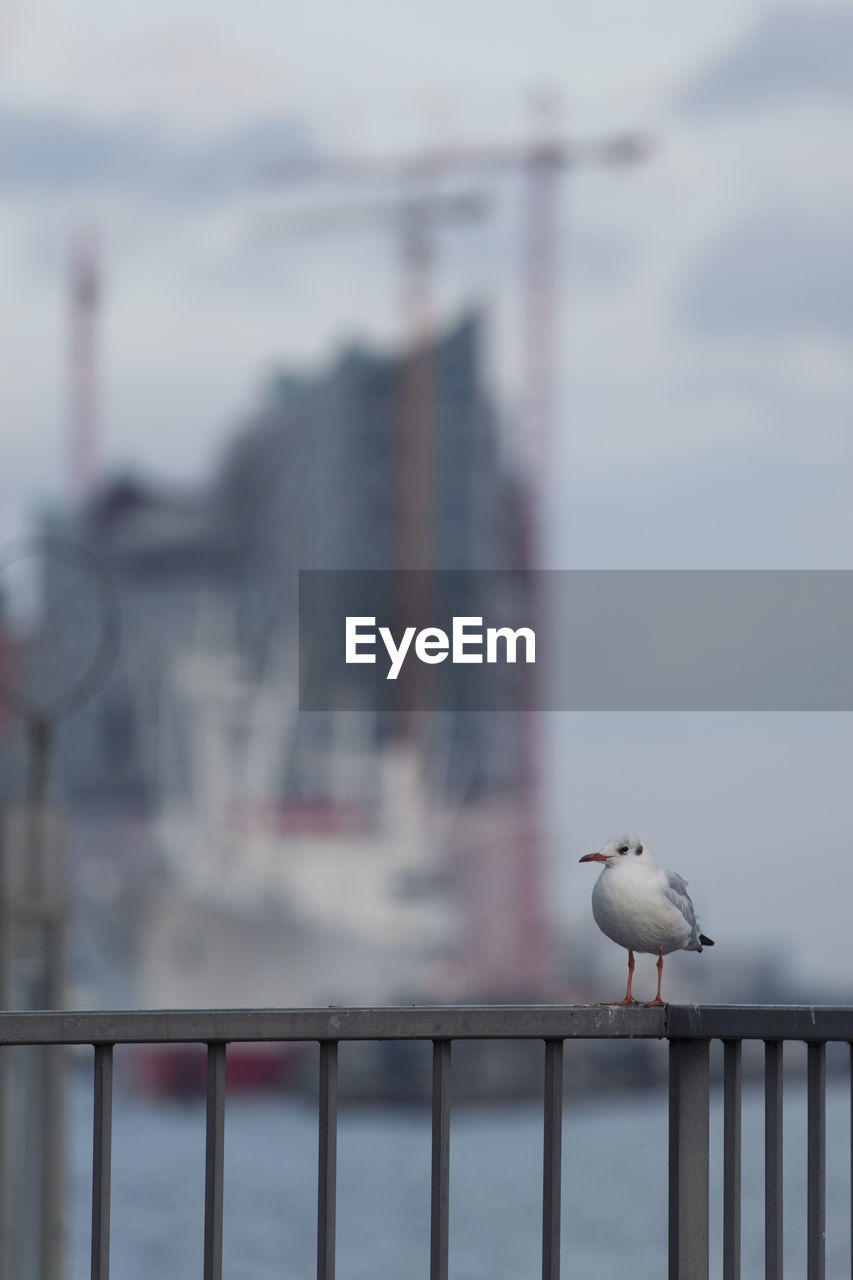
0,1004 -> 852,1046
0,1005 -> 666,1045
667,1004 -> 853,1042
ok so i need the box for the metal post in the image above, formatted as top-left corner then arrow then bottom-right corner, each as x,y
430,1039 -> 451,1280
845,1044 -> 850,1280
0,804 -> 65,1280
542,1039 -> 563,1280
723,1040 -> 742,1280
669,1038 -> 710,1280
91,1044 -> 113,1280
0,836 -> 8,1275
317,1041 -> 338,1280
807,1041 -> 825,1280
203,1042 -> 226,1280
764,1041 -> 783,1280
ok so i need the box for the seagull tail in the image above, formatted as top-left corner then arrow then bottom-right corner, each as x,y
699,933 -> 715,948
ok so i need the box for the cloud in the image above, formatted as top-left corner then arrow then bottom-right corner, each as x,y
678,4 -> 853,113
679,210 -> 853,336
0,106 -> 315,199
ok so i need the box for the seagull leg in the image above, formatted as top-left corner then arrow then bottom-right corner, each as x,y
612,949 -> 639,1005
645,949 -> 665,1007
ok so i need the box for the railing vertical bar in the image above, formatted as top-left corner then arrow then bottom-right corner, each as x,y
430,1039 -> 451,1280
723,1039 -> 742,1280
90,1043 -> 113,1280
203,1042 -> 226,1280
669,1037 -> 710,1280
807,1041 -> 826,1280
850,1043 -> 853,1280
542,1039 -> 564,1280
764,1040 -> 783,1280
317,1041 -> 338,1280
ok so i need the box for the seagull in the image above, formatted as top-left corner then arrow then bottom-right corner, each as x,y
579,834 -> 714,1005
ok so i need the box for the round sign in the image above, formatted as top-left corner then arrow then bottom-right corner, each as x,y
0,535 -> 120,724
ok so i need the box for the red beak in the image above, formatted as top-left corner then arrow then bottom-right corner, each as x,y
579,851 -> 608,863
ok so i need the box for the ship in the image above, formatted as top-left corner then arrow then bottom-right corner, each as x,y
89,635 -> 488,1095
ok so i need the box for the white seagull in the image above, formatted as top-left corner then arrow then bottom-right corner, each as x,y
579,833 -> 714,1005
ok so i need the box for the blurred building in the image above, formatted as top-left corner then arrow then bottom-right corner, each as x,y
0,600 -> 26,804
217,311 -> 514,577
60,311 -> 524,811
44,311 -> 547,1008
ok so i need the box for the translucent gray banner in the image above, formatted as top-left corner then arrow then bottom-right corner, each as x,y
298,570 -> 853,711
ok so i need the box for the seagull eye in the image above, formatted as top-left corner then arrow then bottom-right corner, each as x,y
635,844 -> 643,855
617,845 -> 628,855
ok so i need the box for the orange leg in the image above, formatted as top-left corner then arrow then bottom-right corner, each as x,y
646,949 -> 665,1006
611,949 -> 639,1005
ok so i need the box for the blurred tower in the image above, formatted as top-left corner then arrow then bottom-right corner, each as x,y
68,228 -> 100,503
257,182 -> 489,729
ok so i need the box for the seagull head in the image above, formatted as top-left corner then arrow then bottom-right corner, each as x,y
579,833 -> 656,868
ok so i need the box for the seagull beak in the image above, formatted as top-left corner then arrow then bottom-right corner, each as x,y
579,851 -> 608,863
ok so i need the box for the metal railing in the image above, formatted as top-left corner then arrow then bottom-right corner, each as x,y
1,1003 -> 851,1280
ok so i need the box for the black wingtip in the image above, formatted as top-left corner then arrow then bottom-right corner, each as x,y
699,934 -> 715,948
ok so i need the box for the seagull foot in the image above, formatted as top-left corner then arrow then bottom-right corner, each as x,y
607,997 -> 640,1006
644,997 -> 667,1007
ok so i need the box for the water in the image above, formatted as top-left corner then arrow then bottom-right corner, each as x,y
65,1052 -> 851,1279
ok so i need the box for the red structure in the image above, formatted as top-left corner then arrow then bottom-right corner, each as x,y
68,228 -> 100,503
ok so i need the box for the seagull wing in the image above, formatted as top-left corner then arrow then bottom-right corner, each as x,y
663,870 -> 703,948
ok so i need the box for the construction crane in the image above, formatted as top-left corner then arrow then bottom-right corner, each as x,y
262,120 -> 651,563
260,119 -> 652,995
377,122 -> 653,996
68,227 -> 100,504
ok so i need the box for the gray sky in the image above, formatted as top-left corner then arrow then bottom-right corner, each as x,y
3,1 -> 853,989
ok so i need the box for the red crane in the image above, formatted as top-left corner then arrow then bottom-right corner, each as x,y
68,227 -> 101,503
261,119 -> 652,995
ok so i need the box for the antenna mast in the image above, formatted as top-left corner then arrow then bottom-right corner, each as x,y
68,228 -> 100,502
